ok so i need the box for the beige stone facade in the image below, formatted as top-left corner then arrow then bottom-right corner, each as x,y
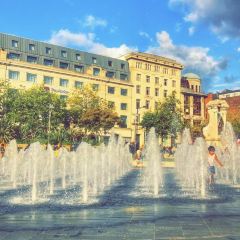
123,52 -> 184,147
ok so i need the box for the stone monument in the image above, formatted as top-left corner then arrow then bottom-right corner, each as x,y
203,99 -> 229,146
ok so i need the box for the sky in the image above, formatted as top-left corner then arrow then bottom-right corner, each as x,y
0,0 -> 240,92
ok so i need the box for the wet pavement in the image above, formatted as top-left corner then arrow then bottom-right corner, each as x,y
0,169 -> 240,240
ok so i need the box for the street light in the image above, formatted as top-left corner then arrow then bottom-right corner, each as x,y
135,105 -> 146,150
48,104 -> 54,144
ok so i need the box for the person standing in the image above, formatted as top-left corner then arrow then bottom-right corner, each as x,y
129,141 -> 136,159
207,146 -> 223,185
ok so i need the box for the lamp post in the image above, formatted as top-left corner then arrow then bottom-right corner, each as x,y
48,104 -> 54,144
135,105 -> 146,150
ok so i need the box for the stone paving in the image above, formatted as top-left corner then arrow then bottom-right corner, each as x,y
0,169 -> 240,240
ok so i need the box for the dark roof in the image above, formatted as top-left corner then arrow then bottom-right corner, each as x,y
219,89 -> 240,94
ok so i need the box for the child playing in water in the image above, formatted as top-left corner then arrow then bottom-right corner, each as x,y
208,146 -> 223,185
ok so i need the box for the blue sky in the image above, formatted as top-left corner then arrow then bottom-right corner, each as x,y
1,0 -> 239,92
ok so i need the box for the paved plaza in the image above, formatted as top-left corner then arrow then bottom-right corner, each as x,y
0,169 -> 240,240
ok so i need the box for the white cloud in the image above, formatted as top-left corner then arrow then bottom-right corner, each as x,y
237,47 -> 240,52
184,11 -> 199,23
208,75 -> 240,92
139,31 -> 153,41
169,0 -> 240,40
147,31 -> 228,89
82,15 -> 107,29
188,26 -> 195,36
48,29 -> 137,58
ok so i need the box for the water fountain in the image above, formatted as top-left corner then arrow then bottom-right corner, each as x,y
140,128 -> 163,196
0,135 -> 132,204
175,129 -> 208,198
219,122 -> 240,185
1,126 -> 240,239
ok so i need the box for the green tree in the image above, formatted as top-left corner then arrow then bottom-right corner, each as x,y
0,80 -> 17,143
141,95 -> 184,141
68,86 -> 119,141
6,86 -> 67,143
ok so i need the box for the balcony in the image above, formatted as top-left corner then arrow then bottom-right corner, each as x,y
181,87 -> 206,96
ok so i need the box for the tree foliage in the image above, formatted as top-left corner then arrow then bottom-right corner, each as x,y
141,95 -> 184,139
68,86 -> 119,140
227,108 -> 240,136
0,80 -> 16,143
0,83 -> 67,144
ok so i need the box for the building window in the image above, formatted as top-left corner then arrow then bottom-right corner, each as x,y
146,87 -> 150,96
108,101 -> 115,108
164,79 -> 168,86
61,50 -> 67,58
44,76 -> 53,85
106,71 -> 115,78
145,64 -> 151,70
121,88 -> 128,96
12,40 -> 18,48
121,103 -> 127,110
184,95 -> 190,115
108,60 -> 112,67
92,84 -> 99,91
46,47 -> 52,54
29,44 -> 35,51
155,101 -> 159,110
136,73 -> 141,81
119,115 -> 127,128
121,63 -> 125,69
136,85 -> 141,94
60,95 -> 68,101
60,78 -> 69,87
26,73 -> 37,83
195,85 -> 198,92
120,74 -> 128,80
8,52 -> 20,60
8,70 -> 19,80
93,68 -> 100,76
193,96 -> 201,116
199,86 -> 201,92
44,59 -> 54,66
155,77 -> 159,84
155,65 -> 160,72
59,62 -> 69,69
146,75 -> 150,83
74,65 -> 84,73
136,62 -> 142,68
155,88 -> 159,97
163,68 -> 168,74
27,55 -> 37,64
75,81 -> 83,89
108,86 -> 115,94
136,99 -> 140,109
172,80 -> 176,88
164,90 -> 167,98
146,100 -> 150,109
191,85 -> 194,90
76,54 -> 81,61
92,57 -> 97,64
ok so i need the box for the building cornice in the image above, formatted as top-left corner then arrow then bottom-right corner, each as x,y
123,52 -> 184,69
